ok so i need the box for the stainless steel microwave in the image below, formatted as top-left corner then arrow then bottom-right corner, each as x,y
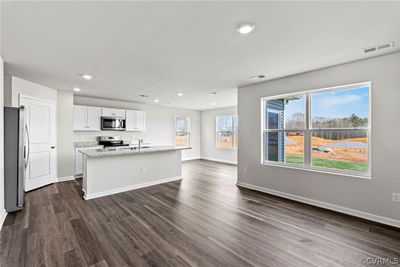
101,117 -> 126,131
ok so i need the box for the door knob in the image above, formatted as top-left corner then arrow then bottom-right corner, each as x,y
51,146 -> 56,149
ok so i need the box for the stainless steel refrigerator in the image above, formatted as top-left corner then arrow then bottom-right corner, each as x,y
4,106 -> 26,212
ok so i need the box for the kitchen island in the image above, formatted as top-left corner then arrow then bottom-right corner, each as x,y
80,146 -> 190,200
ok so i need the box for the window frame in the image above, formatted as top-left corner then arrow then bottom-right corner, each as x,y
261,82 -> 371,179
175,116 -> 191,148
216,114 -> 238,150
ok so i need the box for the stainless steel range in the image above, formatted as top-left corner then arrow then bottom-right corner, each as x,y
98,136 -> 129,147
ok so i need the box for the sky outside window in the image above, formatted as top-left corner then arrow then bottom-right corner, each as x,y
311,87 -> 369,119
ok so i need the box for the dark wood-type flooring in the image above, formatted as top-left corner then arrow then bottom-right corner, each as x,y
1,160 -> 400,266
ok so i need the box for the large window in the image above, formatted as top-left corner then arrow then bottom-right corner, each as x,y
175,116 -> 190,147
262,82 -> 370,177
216,115 -> 238,149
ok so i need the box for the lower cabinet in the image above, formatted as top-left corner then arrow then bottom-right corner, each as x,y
74,150 -> 83,176
74,146 -> 103,176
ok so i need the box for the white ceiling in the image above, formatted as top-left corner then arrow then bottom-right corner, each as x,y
1,1 -> 400,110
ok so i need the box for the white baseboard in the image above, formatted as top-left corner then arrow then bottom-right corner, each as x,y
182,157 -> 201,161
56,176 -> 75,182
200,157 -> 237,165
237,181 -> 400,229
84,176 -> 182,200
0,208 -> 7,231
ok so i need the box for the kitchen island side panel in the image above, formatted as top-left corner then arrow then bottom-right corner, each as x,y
84,150 -> 182,199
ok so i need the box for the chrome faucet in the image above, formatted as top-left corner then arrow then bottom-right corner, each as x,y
138,138 -> 144,150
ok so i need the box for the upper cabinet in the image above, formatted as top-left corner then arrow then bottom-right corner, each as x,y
73,105 -> 101,131
101,107 -> 126,118
126,110 -> 145,131
74,105 -> 145,132
87,106 -> 101,130
73,105 -> 87,130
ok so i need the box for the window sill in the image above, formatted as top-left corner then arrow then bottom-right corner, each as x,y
217,147 -> 238,151
261,161 -> 371,180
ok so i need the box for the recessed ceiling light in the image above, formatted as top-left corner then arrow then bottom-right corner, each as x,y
236,22 -> 255,35
73,87 -> 81,92
177,93 -> 184,96
211,102 -> 216,106
154,99 -> 159,103
81,74 -> 93,80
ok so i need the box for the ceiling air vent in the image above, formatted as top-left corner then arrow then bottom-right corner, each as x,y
249,74 -> 266,79
377,42 -> 393,50
363,42 -> 394,54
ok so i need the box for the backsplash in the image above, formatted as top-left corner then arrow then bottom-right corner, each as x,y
74,131 -> 147,145
74,131 -> 174,145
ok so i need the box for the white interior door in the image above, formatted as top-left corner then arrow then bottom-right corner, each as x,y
20,96 -> 57,191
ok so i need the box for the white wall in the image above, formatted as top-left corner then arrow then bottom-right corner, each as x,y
0,57 -> 6,228
4,74 -> 11,106
200,107 -> 238,164
238,52 -> 400,227
74,96 -> 201,161
9,77 -> 57,106
5,77 -> 73,180
57,91 -> 74,179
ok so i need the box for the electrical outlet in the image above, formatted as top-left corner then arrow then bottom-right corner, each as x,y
244,167 -> 248,173
140,167 -> 146,174
392,193 -> 400,203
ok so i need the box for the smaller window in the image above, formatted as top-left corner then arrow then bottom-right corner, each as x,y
264,95 -> 306,166
216,115 -> 238,149
175,116 -> 191,147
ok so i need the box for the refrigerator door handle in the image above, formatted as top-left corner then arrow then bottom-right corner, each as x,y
25,124 -> 30,168
18,107 -> 26,208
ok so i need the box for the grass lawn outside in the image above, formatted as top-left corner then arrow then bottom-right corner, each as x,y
286,156 -> 304,165
285,156 -> 368,173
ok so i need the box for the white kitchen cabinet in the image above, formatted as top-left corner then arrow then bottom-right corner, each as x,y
136,111 -> 145,131
73,105 -> 101,131
73,105 -> 87,130
74,151 -> 83,176
126,110 -> 145,131
74,146 -> 103,176
101,107 -> 126,118
87,106 -> 101,130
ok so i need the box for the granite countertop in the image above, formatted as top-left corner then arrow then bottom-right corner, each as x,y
80,145 -> 191,157
74,142 -> 103,149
